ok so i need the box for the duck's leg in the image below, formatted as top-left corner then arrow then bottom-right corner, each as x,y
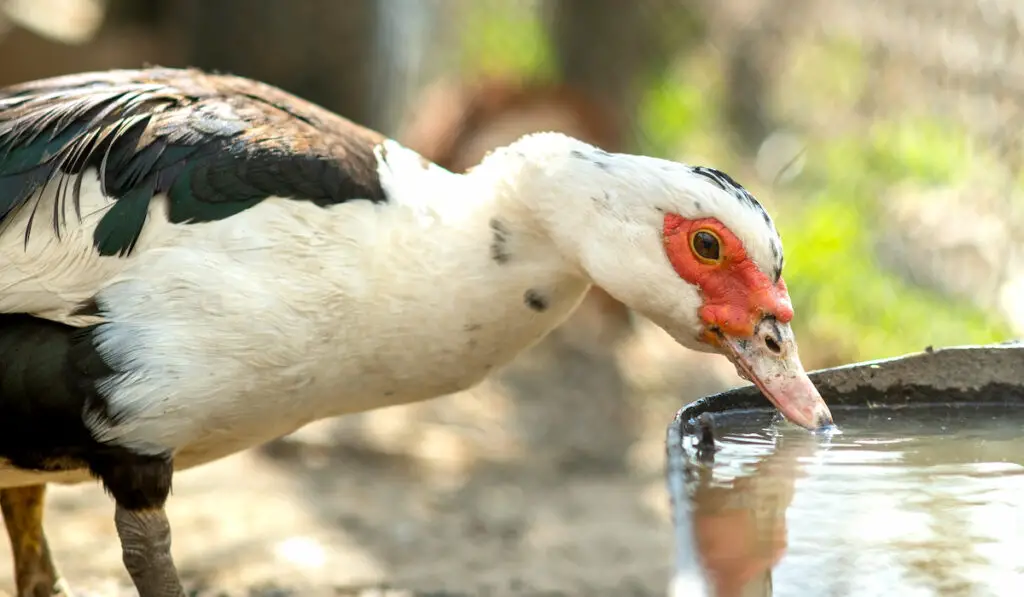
0,484 -> 73,597
113,505 -> 184,597
93,453 -> 185,597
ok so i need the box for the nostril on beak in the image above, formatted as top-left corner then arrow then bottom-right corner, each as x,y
764,334 -> 781,354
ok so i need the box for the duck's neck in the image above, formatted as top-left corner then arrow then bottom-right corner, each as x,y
330,137 -> 603,403
375,133 -> 605,284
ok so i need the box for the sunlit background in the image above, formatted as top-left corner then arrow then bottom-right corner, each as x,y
0,1 -> 1019,596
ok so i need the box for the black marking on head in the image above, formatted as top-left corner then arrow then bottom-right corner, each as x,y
570,148 -> 610,170
693,201 -> 702,211
489,217 -> 511,264
690,166 -> 758,210
0,314 -> 172,510
767,226 -> 784,282
690,166 -> 779,233
691,165 -> 784,279
524,289 -> 548,312
0,67 -> 389,258
770,247 -> 782,280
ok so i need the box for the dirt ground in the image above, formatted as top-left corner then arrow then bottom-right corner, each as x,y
0,314 -> 743,597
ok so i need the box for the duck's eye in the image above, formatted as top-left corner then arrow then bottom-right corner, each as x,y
691,229 -> 721,263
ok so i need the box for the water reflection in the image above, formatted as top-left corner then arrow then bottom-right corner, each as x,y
682,406 -> 1024,597
690,430 -> 819,597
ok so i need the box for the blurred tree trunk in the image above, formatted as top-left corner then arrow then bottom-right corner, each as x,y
722,31 -> 773,156
171,0 -> 382,128
544,0 -> 704,150
719,0 -> 810,156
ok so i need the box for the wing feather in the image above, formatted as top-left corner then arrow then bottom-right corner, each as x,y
0,67 -> 389,257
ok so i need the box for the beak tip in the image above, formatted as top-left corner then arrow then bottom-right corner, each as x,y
779,395 -> 834,432
808,405 -> 836,432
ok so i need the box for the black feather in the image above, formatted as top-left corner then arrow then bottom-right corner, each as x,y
0,314 -> 112,471
0,67 -> 391,257
0,313 -> 175,510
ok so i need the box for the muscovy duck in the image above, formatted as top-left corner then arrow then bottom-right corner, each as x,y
0,67 -> 832,597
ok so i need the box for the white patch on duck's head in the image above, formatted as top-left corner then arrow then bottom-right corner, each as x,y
584,149 -> 783,282
466,131 -> 831,430
490,131 -> 787,348
677,165 -> 784,281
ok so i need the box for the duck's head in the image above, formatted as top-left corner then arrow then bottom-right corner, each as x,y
504,133 -> 833,430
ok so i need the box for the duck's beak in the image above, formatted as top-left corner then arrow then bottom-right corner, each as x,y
714,317 -> 834,431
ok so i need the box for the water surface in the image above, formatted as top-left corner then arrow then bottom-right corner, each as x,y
683,404 -> 1024,597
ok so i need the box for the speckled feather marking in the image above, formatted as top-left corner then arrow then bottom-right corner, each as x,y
0,67 -> 389,257
690,166 -> 784,280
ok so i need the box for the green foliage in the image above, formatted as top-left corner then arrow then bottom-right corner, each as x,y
453,5 -> 1013,363
862,119 -> 982,186
634,54 -> 1011,363
456,2 -> 556,80
778,120 -> 1010,363
775,35 -> 870,122
636,54 -> 726,161
779,192 -> 1009,363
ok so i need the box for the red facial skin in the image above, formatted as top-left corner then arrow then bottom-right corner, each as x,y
662,213 -> 793,343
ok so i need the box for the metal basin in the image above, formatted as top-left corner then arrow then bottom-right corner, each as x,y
666,342 -> 1024,597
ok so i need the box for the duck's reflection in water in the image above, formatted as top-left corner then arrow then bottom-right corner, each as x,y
690,432 -> 820,597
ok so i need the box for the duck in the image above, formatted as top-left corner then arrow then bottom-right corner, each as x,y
0,67 -> 833,597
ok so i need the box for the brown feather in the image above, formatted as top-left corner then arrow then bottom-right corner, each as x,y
0,67 -> 391,257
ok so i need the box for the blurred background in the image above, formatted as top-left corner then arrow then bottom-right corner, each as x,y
0,0 -> 1019,596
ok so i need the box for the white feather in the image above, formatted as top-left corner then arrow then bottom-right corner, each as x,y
0,133 -> 782,483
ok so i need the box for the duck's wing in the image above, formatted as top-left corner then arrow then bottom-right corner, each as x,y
0,67 -> 392,321
0,67 -> 389,257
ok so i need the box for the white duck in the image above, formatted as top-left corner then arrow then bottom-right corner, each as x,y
0,67 -> 832,597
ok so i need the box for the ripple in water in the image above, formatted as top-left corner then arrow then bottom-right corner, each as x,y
682,404 -> 1024,597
